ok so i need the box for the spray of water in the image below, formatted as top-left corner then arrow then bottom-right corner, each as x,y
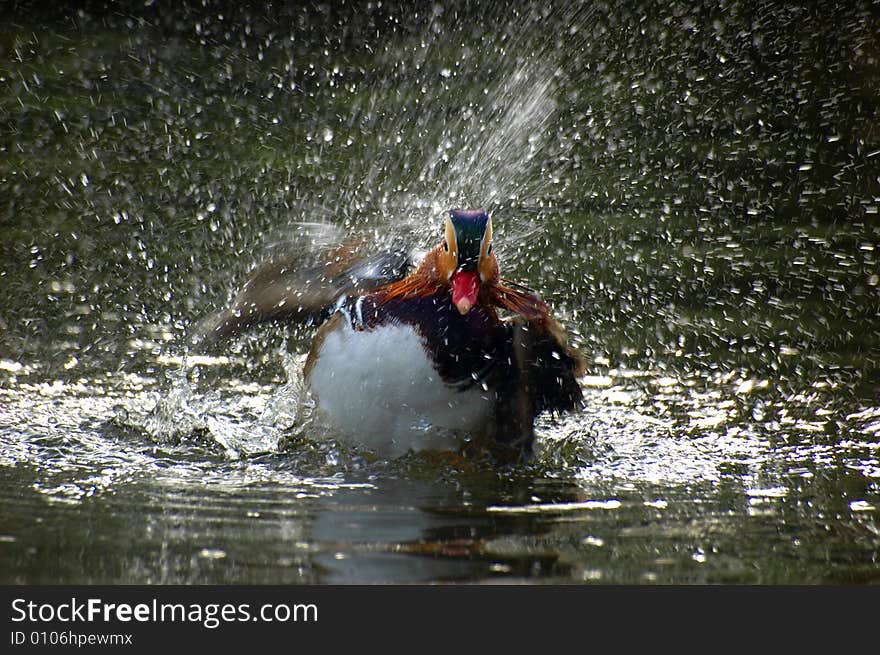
134,5 -> 596,452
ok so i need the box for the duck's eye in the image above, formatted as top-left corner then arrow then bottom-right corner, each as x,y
443,240 -> 449,253
487,244 -> 493,255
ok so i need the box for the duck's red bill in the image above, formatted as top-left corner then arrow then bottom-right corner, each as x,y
451,270 -> 480,314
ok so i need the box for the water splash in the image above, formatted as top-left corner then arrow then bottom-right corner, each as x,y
259,4 -> 587,264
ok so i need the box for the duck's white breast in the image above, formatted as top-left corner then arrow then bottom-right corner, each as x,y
305,317 -> 494,457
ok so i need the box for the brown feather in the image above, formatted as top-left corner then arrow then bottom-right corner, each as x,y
487,283 -> 550,323
375,247 -> 445,304
488,283 -> 586,378
376,245 -> 584,377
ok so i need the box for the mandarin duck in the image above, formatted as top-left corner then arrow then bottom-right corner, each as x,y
196,209 -> 585,462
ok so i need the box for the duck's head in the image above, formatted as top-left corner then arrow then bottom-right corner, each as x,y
435,208 -> 498,315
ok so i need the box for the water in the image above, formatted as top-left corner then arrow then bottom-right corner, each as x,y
1,2 -> 879,584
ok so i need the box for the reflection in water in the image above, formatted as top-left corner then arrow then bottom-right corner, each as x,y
1,366 -> 878,584
1,2 -> 879,583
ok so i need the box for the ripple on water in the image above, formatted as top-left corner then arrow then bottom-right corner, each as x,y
0,368 -> 369,507
2,359 -> 878,509
535,366 -> 880,489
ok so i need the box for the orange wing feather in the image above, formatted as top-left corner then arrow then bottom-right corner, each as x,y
374,247 -> 445,303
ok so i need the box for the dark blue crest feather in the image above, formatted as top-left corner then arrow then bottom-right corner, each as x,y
448,208 -> 489,269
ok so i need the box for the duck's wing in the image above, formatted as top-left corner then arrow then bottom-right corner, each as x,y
192,239 -> 413,346
487,284 -> 586,462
